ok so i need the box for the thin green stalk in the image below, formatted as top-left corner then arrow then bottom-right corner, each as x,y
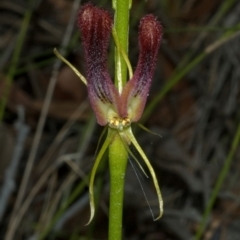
195,121 -> 240,240
0,0 -> 34,121
108,131 -> 128,240
108,0 -> 131,239
113,0 -> 131,91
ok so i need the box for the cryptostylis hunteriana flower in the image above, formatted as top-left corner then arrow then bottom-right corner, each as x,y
54,3 -> 163,224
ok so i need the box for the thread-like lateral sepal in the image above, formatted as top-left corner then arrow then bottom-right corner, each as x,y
78,4 -> 119,125
121,15 -> 162,122
125,127 -> 163,220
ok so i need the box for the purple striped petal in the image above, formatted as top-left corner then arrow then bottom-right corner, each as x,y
121,15 -> 162,122
78,4 -> 119,126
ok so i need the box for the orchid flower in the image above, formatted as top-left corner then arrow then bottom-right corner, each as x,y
54,3 -> 163,224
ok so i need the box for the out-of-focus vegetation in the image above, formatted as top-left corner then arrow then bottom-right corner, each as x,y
0,0 -> 240,239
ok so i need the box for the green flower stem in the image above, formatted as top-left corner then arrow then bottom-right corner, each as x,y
108,130 -> 128,240
113,0 -> 131,91
108,1 -> 131,239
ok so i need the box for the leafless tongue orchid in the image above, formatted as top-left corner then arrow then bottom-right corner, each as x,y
54,3 -> 163,223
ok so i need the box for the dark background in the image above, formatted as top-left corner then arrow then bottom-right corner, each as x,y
0,0 -> 240,239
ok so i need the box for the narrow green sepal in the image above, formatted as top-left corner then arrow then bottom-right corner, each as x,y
125,127 -> 163,220
53,48 -> 87,85
118,130 -> 149,178
112,28 -> 133,79
94,126 -> 108,157
86,129 -> 117,225
138,123 -> 162,138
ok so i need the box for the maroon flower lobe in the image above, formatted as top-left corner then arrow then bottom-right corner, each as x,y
121,15 -> 162,122
78,4 -> 119,126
